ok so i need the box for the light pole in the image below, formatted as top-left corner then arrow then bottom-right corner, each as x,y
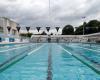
83,22 -> 86,35
82,16 -> 86,35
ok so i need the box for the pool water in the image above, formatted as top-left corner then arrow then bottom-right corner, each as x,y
0,43 -> 100,80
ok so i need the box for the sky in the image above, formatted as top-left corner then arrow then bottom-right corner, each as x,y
0,0 -> 100,33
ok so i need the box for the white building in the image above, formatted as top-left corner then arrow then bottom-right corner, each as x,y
0,17 -> 20,42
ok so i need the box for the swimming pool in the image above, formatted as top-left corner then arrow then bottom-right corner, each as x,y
0,43 -> 100,80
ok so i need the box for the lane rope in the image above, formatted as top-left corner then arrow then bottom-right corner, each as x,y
59,45 -> 72,55
0,44 -> 35,53
27,44 -> 45,55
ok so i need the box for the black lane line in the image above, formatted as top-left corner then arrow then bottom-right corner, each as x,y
0,45 -> 35,71
47,46 -> 52,80
0,54 -> 27,73
60,45 -> 100,74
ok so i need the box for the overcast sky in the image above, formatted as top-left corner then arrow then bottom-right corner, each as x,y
0,0 -> 100,29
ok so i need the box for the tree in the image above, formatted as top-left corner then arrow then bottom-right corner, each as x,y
75,25 -> 84,35
87,20 -> 100,27
20,33 -> 33,38
86,20 -> 100,34
62,25 -> 74,35
75,20 -> 100,35
75,22 -> 87,35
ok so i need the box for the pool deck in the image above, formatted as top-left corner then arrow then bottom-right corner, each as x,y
0,42 -> 29,45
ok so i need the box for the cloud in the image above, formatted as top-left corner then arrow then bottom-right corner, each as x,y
0,0 -> 100,29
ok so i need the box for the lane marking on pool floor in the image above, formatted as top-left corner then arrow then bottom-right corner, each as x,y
75,46 -> 100,53
0,45 -> 44,71
27,44 -> 45,55
59,45 -> 100,74
0,44 -> 35,53
47,45 -> 52,80
65,44 -> 100,53
0,43 -> 28,48
58,45 -> 72,55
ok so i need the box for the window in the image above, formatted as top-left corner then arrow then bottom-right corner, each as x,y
0,26 -> 3,33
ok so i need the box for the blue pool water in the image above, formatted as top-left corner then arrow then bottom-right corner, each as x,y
0,43 -> 100,80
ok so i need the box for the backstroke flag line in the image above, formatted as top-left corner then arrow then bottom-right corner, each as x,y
26,27 -> 30,32
7,26 -> 11,33
55,27 -> 60,32
36,27 -> 41,32
46,27 -> 50,32
16,27 -> 21,33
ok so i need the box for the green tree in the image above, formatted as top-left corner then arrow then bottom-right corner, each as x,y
86,20 -> 100,34
75,25 -> 84,35
20,33 -> 33,38
75,22 -> 87,35
62,25 -> 74,35
75,20 -> 100,35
